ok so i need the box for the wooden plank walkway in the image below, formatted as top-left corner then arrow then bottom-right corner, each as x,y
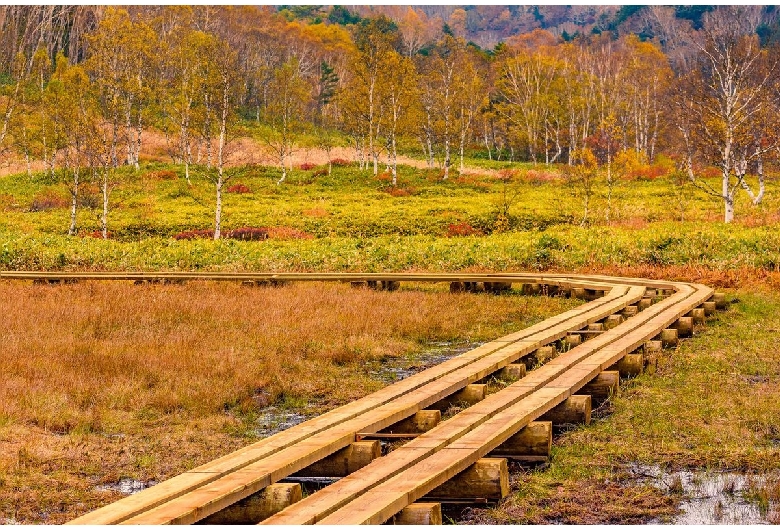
27,271 -> 719,525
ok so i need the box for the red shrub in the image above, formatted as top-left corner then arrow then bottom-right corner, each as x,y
226,227 -> 269,241
227,183 -> 252,194
311,168 -> 328,178
330,158 -> 351,167
30,190 -> 68,211
524,169 -> 559,183
146,170 -> 178,180
446,222 -> 483,237
298,162 -> 317,171
376,172 -> 393,182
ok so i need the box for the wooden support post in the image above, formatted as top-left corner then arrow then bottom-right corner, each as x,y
638,298 -> 653,311
367,280 -> 379,290
702,301 -> 717,316
643,341 -> 663,374
497,363 -> 526,382
608,354 -> 643,378
489,421 -> 552,461
449,281 -> 464,293
659,328 -> 679,348
293,441 -> 380,477
672,316 -> 694,338
621,305 -> 639,318
424,458 -> 509,501
466,282 -> 485,293
644,340 -> 663,355
603,314 -> 624,330
532,345 -> 556,363
540,395 -> 591,425
392,503 -> 442,525
588,322 -> 605,332
580,371 -> 619,403
520,283 -> 541,295
712,292 -> 727,310
559,287 -> 572,298
685,308 -> 706,325
571,287 -> 587,300
485,281 -> 512,293
382,410 -> 441,435
381,280 -> 400,292
200,483 -> 302,524
431,384 -> 486,411
565,334 -> 582,348
350,281 -> 367,289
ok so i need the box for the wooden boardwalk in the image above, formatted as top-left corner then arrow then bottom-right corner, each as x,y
30,271 -> 723,525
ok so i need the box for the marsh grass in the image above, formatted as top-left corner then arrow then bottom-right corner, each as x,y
0,281 -> 576,523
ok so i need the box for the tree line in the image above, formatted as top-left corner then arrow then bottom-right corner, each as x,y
0,5 -> 778,236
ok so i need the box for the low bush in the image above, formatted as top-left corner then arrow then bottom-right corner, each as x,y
330,158 -> 351,166
227,183 -> 252,194
298,162 -> 317,171
446,221 -> 483,237
29,189 -> 68,211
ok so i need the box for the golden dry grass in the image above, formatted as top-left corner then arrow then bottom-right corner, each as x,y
0,280 -> 575,523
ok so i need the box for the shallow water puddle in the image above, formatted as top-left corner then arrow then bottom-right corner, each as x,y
95,477 -> 157,495
367,341 -> 477,383
629,464 -> 773,524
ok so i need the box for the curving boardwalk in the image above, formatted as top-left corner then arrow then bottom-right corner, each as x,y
28,271 -> 724,525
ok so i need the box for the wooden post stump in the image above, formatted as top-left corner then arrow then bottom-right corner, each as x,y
382,410 -> 441,435
638,298 -> 653,311
644,340 -> 663,355
424,458 -> 509,501
659,328 -> 678,348
608,354 -> 643,378
381,280 -> 400,292
293,441 -> 380,477
588,322 -> 605,332
565,334 -> 582,348
712,292 -> 727,309
485,281 -> 512,293
603,314 -> 624,330
497,363 -> 526,382
541,395 -> 591,425
449,282 -> 464,293
431,384 -> 486,411
621,305 -> 639,318
489,421 -> 552,461
392,503 -> 442,525
672,316 -> 694,337
581,371 -> 620,403
200,483 -> 302,524
702,301 -> 717,316
685,308 -> 706,325
350,281 -> 367,289
571,288 -> 587,300
367,280 -> 379,290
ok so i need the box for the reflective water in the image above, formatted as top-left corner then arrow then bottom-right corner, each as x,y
629,464 -> 773,524
95,477 -> 157,495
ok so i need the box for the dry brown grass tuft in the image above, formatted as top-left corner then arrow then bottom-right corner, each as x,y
0,281 -> 573,523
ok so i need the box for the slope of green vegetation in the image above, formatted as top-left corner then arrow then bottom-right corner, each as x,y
0,161 -> 778,276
